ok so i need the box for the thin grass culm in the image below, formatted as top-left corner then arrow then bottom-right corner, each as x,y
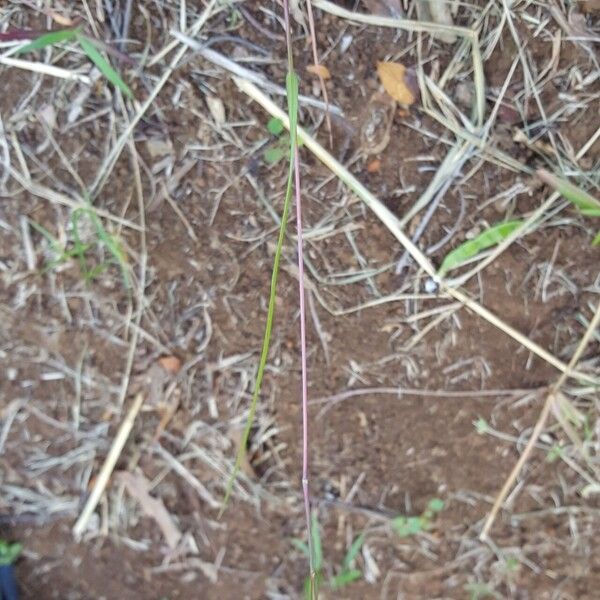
280,1 -> 315,596
219,72 -> 298,513
221,10 -> 312,588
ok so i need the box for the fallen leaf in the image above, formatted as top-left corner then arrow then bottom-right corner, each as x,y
367,159 -> 381,173
158,355 -> 182,374
206,94 -> 225,126
377,62 -> 416,105
307,64 -> 331,80
118,471 -> 182,550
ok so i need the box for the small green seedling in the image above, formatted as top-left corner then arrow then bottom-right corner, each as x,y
29,205 -> 129,288
438,220 -> 523,277
464,582 -> 502,600
292,512 -> 365,598
0,540 -> 21,566
537,169 -> 600,245
17,27 -> 132,98
392,497 -> 444,537
264,117 -> 304,164
474,417 -> 489,434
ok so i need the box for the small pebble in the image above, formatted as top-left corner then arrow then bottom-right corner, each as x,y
424,278 -> 439,294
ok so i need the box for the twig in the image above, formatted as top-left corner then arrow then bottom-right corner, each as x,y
480,300 -> 600,539
72,392 -> 145,539
0,55 -> 91,83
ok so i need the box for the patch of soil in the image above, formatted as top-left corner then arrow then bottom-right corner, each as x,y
1,2 -> 600,599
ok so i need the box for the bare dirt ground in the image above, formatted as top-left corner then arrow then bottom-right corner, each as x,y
1,1 -> 600,599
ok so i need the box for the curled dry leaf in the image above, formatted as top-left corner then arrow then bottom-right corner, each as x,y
307,64 -> 331,80
377,62 -> 416,106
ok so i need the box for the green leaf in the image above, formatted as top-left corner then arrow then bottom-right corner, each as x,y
342,533 -> 365,571
76,34 -> 133,98
311,512 -> 323,571
267,117 -> 285,136
438,220 -> 523,276
392,515 -> 425,537
538,169 -> 600,217
16,28 -> 79,53
330,569 -> 362,589
427,498 -> 444,514
291,538 -> 310,557
264,146 -> 285,164
593,231 -> 600,246
474,417 -> 489,434
0,541 -> 22,566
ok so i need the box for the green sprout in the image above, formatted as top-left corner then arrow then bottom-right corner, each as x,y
292,512 -> 365,598
0,540 -> 22,566
17,27 -> 132,98
392,497 -> 445,537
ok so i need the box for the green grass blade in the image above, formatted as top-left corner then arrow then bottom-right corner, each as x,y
438,220 -> 523,276
330,569 -> 362,589
16,28 -> 79,53
537,169 -> 600,217
310,511 -> 323,572
291,539 -> 310,557
593,231 -> 600,246
76,34 -> 133,98
342,533 -> 365,571
220,72 -> 300,515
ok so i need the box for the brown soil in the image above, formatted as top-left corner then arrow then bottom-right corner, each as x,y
1,2 -> 600,599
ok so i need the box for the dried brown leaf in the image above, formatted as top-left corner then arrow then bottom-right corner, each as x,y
118,471 -> 182,550
307,64 -> 331,80
367,159 -> 381,173
377,62 -> 416,105
158,355 -> 182,374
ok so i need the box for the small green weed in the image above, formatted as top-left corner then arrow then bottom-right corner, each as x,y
17,27 -> 132,98
30,205 -> 129,288
292,512 -> 365,598
0,540 -> 21,566
392,497 -> 445,537
263,117 -> 304,164
464,582 -> 501,600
